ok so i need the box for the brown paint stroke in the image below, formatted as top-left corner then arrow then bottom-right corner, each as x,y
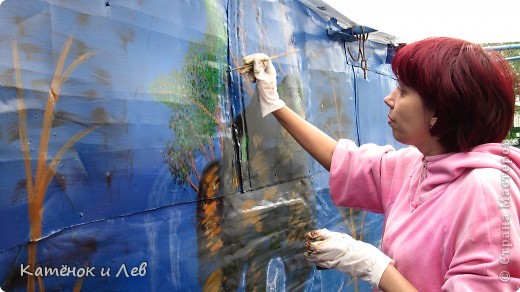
13,35 -> 96,292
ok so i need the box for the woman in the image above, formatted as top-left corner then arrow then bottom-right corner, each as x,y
240,37 -> 520,291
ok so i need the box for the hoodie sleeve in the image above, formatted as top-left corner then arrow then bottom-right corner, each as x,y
329,139 -> 420,213
442,168 -> 520,291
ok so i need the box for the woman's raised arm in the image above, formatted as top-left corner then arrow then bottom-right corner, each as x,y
272,106 -> 337,171
239,53 -> 337,170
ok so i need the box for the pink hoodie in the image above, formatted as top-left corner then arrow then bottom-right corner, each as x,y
329,139 -> 520,291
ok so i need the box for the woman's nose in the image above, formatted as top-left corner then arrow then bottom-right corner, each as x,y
384,93 -> 394,108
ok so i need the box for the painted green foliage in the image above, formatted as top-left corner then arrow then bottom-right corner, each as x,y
148,0 -> 226,190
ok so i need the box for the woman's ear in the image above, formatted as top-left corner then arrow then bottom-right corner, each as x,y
430,116 -> 438,128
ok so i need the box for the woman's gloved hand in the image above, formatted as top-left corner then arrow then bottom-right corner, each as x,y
304,228 -> 394,288
239,53 -> 285,117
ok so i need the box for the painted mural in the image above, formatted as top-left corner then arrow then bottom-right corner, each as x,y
0,0 -> 400,291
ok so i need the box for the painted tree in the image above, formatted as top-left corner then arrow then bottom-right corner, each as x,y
149,0 -> 226,192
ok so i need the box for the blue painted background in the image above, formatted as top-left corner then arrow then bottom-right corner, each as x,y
0,0 -> 401,291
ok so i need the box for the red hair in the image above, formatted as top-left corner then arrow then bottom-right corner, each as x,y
392,37 -> 517,152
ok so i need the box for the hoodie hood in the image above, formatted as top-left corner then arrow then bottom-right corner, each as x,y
413,142 -> 520,206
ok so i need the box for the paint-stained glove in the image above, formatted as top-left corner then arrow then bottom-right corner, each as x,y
304,228 -> 393,288
239,53 -> 285,117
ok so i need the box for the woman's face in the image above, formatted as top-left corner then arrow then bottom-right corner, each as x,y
384,83 -> 440,154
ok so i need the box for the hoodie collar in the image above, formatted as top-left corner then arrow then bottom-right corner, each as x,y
411,143 -> 520,207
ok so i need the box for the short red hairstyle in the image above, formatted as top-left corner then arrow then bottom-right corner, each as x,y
391,37 -> 517,152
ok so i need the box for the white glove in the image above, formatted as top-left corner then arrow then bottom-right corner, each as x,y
239,53 -> 285,117
304,228 -> 393,288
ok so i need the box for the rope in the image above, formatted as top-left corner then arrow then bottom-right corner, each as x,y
346,26 -> 370,79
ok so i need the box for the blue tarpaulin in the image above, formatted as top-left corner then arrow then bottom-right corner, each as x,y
0,0 -> 400,291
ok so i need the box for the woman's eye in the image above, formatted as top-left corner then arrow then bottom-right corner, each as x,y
398,87 -> 406,97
